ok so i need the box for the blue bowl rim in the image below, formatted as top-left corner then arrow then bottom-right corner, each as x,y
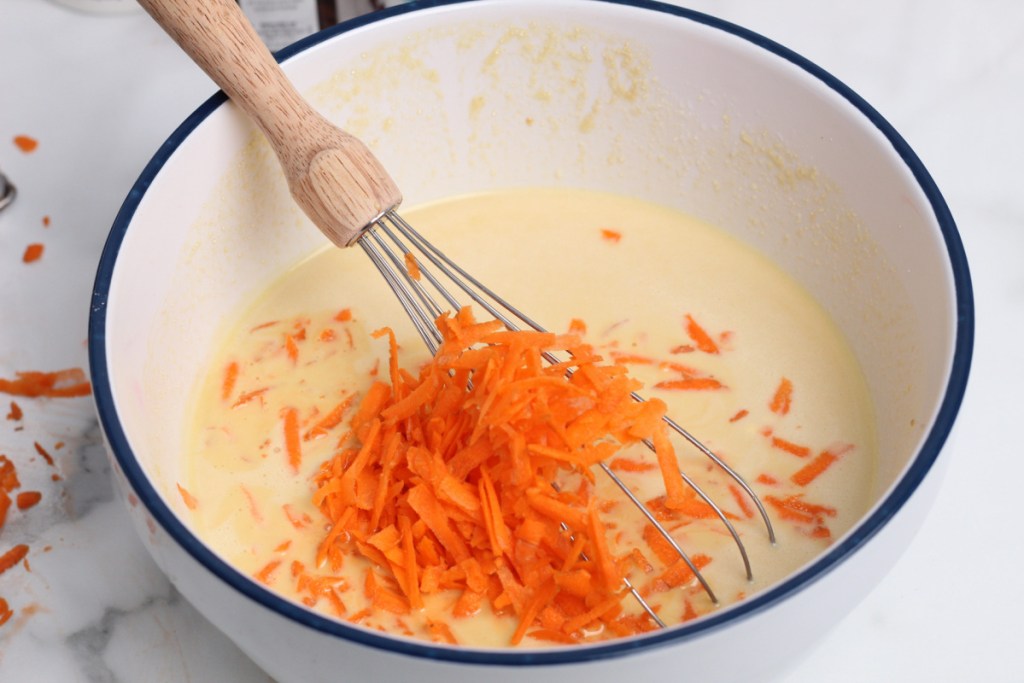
88,0 -> 974,667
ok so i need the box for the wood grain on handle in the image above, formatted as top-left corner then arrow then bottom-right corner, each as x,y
137,0 -> 402,246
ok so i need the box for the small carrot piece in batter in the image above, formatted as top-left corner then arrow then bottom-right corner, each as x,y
177,483 -> 198,510
770,377 -> 793,415
655,377 -> 723,391
770,435 -> 811,458
283,407 -> 302,473
684,314 -> 719,354
791,445 -> 852,486
221,361 -> 239,401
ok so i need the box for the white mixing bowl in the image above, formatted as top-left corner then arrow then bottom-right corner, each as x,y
89,1 -> 973,681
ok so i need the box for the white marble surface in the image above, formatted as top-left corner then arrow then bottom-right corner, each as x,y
0,1 -> 1019,681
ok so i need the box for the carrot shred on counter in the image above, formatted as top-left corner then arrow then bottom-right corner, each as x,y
13,135 -> 38,153
0,598 -> 12,627
15,491 -> 41,511
600,229 -> 622,243
769,377 -> 793,415
6,402 -> 23,421
310,307 -> 694,643
0,544 -> 29,576
684,314 -> 719,355
33,442 -> 55,467
0,368 -> 91,398
22,244 -> 44,263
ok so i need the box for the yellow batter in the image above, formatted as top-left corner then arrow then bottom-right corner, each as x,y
183,187 -> 876,647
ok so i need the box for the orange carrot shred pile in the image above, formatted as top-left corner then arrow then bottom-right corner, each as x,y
6,402 -> 22,421
310,307 -> 680,643
600,228 -> 622,243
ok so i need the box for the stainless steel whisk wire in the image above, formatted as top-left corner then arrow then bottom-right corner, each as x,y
358,209 -> 776,615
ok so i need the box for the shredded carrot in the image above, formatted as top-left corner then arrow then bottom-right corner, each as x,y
232,387 -> 268,408
13,135 -> 38,153
177,483 -> 198,510
308,307 -> 695,644
0,368 -> 91,398
303,395 -> 354,441
404,252 -> 422,280
285,334 -> 300,363
426,618 -> 459,644
0,544 -> 29,576
22,243 -> 44,263
0,491 -> 10,531
765,494 -> 836,525
728,484 -> 754,518
15,491 -> 41,511
33,442 -> 54,467
0,456 -> 20,492
42,215 -> 51,227
254,559 -> 282,584
791,445 -> 852,486
600,228 -> 622,243
728,409 -> 748,423
769,377 -> 793,415
335,308 -> 353,322
0,598 -> 11,627
241,485 -> 263,522
283,407 -> 302,473
6,402 -> 22,421
684,314 -> 719,354
221,361 -> 239,401
608,457 -> 656,472
654,378 -> 723,391
283,503 -> 313,529
770,435 -> 811,458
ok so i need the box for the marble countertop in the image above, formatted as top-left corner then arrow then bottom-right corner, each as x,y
1,1 -> 1020,680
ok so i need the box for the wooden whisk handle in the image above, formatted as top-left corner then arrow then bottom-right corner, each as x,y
137,0 -> 402,246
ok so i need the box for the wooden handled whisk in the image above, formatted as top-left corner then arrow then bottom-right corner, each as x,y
139,0 -> 775,620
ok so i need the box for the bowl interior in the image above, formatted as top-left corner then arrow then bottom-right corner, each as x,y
97,0 -> 963,659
